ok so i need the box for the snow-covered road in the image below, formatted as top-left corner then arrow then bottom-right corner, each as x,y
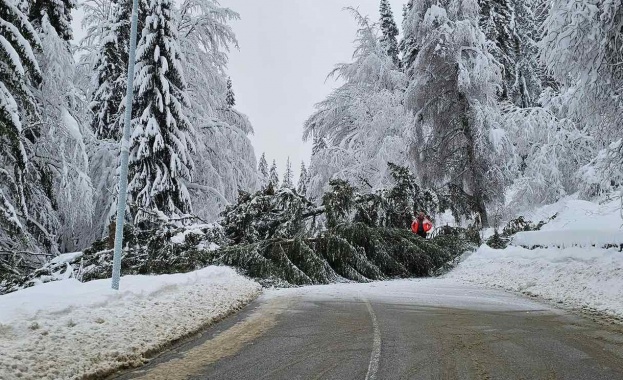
116,279 -> 623,380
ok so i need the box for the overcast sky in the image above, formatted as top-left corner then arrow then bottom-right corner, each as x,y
73,1 -> 406,181
223,0 -> 405,180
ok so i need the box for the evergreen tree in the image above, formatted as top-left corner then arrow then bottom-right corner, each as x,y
379,0 -> 400,66
311,134 -> 326,155
282,157 -> 294,188
226,77 -> 235,107
258,152 -> 268,187
297,161 -> 309,195
508,0 -> 542,108
269,159 -> 279,188
0,0 -> 42,240
129,0 -> 194,218
478,0 -> 543,107
90,0 -> 146,141
28,0 -> 76,41
479,0 -> 514,101
399,0 -> 418,74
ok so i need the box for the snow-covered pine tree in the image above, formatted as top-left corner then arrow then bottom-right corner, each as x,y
90,0 -> 146,141
258,152 -> 268,188
508,0 -> 542,108
129,0 -> 194,219
269,160 -> 279,188
282,157 -> 294,188
379,0 -> 400,66
0,0 -> 43,252
297,161 -> 309,195
399,0 -> 418,73
226,77 -> 235,107
403,0 -> 505,227
478,0 -> 514,101
79,0 -> 143,245
478,0 -> 542,107
28,0 -> 75,41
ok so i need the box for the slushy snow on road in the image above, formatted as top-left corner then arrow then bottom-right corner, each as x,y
0,266 -> 261,380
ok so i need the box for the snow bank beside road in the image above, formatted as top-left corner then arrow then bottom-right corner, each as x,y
0,266 -> 261,380
511,229 -> 623,248
524,196 -> 621,231
447,245 -> 623,320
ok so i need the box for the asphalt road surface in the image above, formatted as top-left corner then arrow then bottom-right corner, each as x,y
116,279 -> 623,380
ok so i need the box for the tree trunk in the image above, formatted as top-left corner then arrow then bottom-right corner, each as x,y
459,93 -> 489,228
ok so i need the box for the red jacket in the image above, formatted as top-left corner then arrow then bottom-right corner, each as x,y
411,218 -> 433,234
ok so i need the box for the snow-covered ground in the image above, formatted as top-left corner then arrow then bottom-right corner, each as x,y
447,195 -> 623,321
524,195 -> 622,231
0,267 -> 261,380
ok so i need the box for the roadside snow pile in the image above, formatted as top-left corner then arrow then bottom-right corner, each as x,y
447,245 -> 623,319
449,195 -> 623,319
512,229 -> 623,248
523,195 -> 621,231
0,266 -> 261,380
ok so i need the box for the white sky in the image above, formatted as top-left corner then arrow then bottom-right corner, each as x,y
72,0 -> 406,181
223,0 -> 405,180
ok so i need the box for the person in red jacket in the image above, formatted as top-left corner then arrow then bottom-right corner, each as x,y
411,211 -> 433,238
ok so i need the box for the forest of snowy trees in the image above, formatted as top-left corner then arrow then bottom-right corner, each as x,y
305,0 -> 623,228
1,0 -> 622,288
1,0 -> 257,271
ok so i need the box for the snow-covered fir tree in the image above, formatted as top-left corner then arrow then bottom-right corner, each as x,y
379,0 -> 399,66
297,161 -> 309,195
226,77 -> 235,107
258,153 -> 268,188
399,0 -> 418,72
1,0 -> 94,256
282,157 -> 294,189
508,0 -> 543,108
403,0 -> 505,226
478,0 -> 542,107
269,160 -> 279,188
478,0 -> 514,101
129,0 -> 194,219
28,0 -> 75,41
0,0 -> 43,253
81,0 -> 149,244
89,0 -> 146,141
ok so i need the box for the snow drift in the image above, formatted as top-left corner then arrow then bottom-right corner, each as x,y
511,229 -> 623,249
0,266 -> 261,380
448,195 -> 623,320
447,245 -> 623,320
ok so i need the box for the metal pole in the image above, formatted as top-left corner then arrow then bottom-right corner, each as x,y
112,0 -> 140,290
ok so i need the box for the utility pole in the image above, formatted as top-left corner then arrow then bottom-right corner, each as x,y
112,0 -> 140,290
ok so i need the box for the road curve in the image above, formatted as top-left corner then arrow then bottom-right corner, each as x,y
115,279 -> 623,380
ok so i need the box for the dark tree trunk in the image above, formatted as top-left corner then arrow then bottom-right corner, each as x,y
459,93 -> 489,228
